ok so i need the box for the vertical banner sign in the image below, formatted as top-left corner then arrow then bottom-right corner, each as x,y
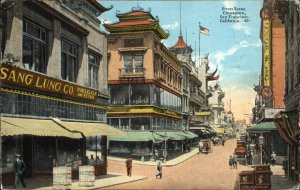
263,20 -> 271,87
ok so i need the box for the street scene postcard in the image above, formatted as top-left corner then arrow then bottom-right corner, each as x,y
0,0 -> 300,189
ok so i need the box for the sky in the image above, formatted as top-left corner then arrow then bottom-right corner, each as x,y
100,0 -> 263,122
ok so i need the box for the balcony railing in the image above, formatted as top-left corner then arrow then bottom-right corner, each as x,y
190,93 -> 204,105
155,70 -> 166,82
119,68 -> 145,79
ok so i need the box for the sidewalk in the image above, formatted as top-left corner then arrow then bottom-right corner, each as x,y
35,173 -> 146,190
270,165 -> 299,190
3,173 -> 146,190
108,147 -> 199,167
235,164 -> 299,190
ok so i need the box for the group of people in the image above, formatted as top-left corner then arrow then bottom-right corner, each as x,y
125,155 -> 163,179
228,154 -> 238,169
85,155 -> 102,166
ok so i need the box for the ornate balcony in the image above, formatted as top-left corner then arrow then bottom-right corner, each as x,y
155,70 -> 166,82
119,68 -> 145,79
190,92 -> 204,106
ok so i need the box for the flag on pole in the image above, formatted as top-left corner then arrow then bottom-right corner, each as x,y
199,25 -> 209,35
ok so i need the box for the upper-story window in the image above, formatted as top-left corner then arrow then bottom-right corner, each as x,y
124,39 -> 143,47
123,54 -> 143,73
88,52 -> 100,89
23,20 -> 47,73
61,39 -> 79,82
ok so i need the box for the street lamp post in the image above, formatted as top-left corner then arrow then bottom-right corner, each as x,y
258,134 -> 264,165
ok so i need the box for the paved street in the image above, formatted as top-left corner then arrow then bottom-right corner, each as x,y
105,139 -> 251,190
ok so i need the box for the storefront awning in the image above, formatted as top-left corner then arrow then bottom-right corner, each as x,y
180,131 -> 198,139
246,122 -> 277,132
1,116 -> 82,139
108,131 -> 163,142
53,118 -> 126,137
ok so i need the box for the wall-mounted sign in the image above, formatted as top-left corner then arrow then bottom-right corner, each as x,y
261,86 -> 272,98
0,64 -> 98,101
263,19 -> 271,87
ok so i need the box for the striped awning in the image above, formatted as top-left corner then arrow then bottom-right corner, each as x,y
1,116 -> 82,139
53,118 -> 126,137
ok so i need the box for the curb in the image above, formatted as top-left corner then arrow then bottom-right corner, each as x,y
108,149 -> 199,167
92,175 -> 148,189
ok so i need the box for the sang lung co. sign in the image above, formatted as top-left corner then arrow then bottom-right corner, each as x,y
0,64 -> 98,101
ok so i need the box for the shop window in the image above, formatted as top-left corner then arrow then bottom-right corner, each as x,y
110,85 -> 129,105
124,38 -> 143,47
61,39 -> 79,82
23,20 -> 47,73
110,118 -> 120,129
34,137 -> 56,172
120,118 -> 129,130
131,117 -> 150,130
131,84 -> 150,105
2,136 -> 22,172
57,138 -> 82,170
88,52 -> 101,89
123,54 -> 143,73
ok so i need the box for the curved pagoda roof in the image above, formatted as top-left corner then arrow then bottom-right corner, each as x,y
206,67 -> 219,81
104,7 -> 169,39
87,0 -> 112,13
170,35 -> 193,53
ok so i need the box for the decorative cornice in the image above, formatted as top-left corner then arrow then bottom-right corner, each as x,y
104,23 -> 169,39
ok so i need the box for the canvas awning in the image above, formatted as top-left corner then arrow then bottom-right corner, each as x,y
180,131 -> 198,139
109,131 -> 163,142
53,118 -> 126,137
1,116 -> 82,139
246,122 -> 277,133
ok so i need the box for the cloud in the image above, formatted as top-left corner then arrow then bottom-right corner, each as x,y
162,21 -> 179,30
100,18 -> 112,24
223,0 -> 236,8
211,40 -> 261,65
232,22 -> 252,35
222,84 -> 256,121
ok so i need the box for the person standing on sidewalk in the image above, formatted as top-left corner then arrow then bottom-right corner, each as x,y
233,154 -> 238,169
156,161 -> 162,179
271,151 -> 277,166
229,156 -> 234,169
125,155 -> 132,176
13,154 -> 26,189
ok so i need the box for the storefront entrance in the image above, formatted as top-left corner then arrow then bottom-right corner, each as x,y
23,136 -> 33,178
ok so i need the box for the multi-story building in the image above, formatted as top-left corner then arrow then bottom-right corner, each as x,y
208,83 -> 226,134
104,7 -> 197,159
274,0 -> 300,182
249,0 -> 288,165
170,35 -> 206,131
0,0 -> 122,185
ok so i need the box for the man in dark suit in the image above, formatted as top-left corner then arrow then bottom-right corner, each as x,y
13,154 -> 26,189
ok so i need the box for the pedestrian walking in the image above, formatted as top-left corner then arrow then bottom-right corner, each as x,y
222,138 -> 225,146
271,151 -> 277,166
13,154 -> 26,189
229,155 -> 234,169
198,141 -> 203,154
125,155 -> 133,176
156,161 -> 162,179
233,154 -> 238,169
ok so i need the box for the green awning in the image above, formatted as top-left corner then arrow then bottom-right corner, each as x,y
108,131 -> 198,142
246,122 -> 277,132
183,131 -> 198,139
108,131 -> 163,142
